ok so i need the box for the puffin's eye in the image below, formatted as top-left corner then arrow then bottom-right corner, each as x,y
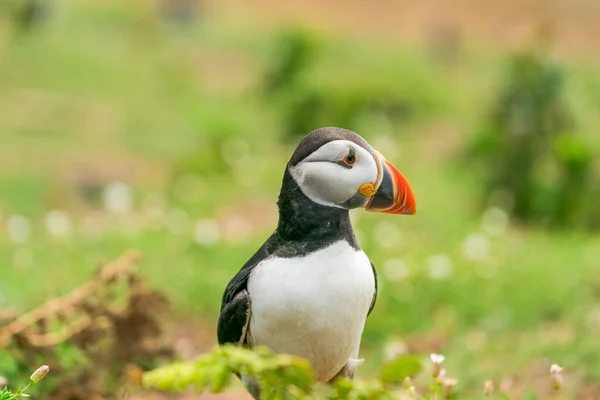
339,150 -> 356,168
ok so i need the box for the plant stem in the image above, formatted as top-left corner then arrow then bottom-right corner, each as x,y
6,382 -> 32,400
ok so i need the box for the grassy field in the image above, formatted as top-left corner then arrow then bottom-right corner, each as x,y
1,1 -> 600,398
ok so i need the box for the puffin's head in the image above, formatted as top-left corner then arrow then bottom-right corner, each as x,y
287,127 -> 416,215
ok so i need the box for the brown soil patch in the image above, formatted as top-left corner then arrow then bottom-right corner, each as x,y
208,0 -> 600,60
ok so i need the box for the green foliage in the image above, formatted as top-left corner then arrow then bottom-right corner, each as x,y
262,28 -> 319,95
0,351 -> 49,397
0,365 -> 49,399
467,45 -> 597,229
143,345 -> 314,399
143,345 -> 429,399
380,355 -> 423,385
551,134 -> 594,226
262,30 -> 445,142
278,82 -> 431,142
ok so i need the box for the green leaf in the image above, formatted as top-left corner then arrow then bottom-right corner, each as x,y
379,355 -> 423,385
210,365 -> 232,393
330,377 -> 353,399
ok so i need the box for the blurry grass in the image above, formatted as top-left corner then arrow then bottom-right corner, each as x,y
0,1 -> 599,396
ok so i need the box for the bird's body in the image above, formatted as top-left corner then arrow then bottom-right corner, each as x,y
217,127 -> 416,399
248,240 -> 375,381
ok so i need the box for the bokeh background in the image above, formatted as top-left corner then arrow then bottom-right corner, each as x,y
1,0 -> 600,398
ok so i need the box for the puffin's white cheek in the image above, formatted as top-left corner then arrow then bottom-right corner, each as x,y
303,169 -> 357,204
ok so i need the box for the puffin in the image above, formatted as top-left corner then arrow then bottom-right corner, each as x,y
217,127 -> 416,398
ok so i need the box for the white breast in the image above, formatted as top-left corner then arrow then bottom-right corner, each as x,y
246,240 -> 375,382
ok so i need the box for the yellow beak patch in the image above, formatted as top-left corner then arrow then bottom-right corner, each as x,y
359,183 -> 377,196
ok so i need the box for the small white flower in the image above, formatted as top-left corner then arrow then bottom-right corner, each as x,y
430,353 -> 445,378
481,207 -> 509,236
194,219 -> 221,246
103,181 -> 133,214
30,365 -> 49,383
550,364 -> 564,390
44,210 -> 72,238
430,353 -> 445,364
428,254 -> 453,280
383,258 -> 409,282
550,364 -> 563,374
462,233 -> 490,262
7,215 -> 32,244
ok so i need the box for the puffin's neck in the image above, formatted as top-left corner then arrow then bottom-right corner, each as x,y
275,168 -> 359,251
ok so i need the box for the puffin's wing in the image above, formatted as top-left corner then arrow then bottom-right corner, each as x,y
368,261 -> 378,316
217,289 -> 251,345
217,242 -> 271,346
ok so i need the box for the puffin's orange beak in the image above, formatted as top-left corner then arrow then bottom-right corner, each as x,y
365,154 -> 416,215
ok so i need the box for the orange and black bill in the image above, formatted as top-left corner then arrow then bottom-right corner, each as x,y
366,157 -> 416,215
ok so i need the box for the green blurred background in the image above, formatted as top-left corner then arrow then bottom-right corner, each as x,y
1,0 -> 600,398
